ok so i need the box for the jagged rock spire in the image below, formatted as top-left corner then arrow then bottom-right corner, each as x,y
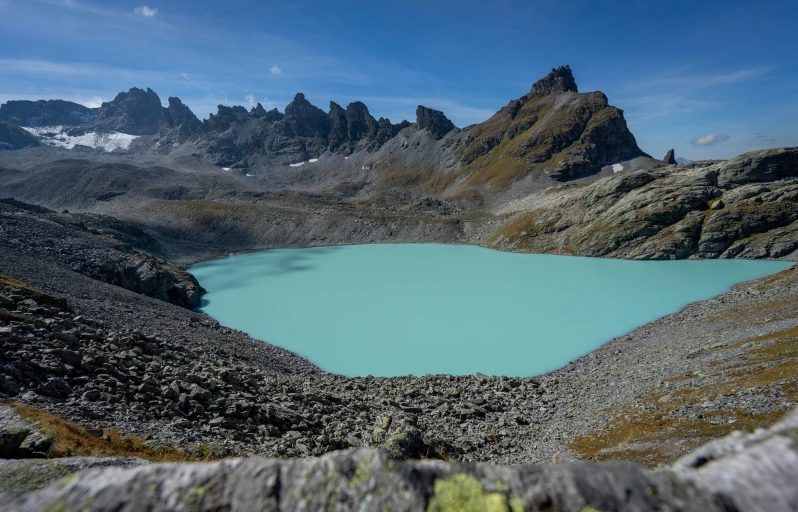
530,65 -> 578,96
663,149 -> 677,165
416,106 -> 455,139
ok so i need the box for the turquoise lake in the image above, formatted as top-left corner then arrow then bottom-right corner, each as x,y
190,244 -> 791,377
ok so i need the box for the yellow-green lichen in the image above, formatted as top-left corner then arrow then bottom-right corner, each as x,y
426,473 -> 523,512
349,454 -> 375,489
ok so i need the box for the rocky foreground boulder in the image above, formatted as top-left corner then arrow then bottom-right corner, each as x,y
2,408 -> 797,511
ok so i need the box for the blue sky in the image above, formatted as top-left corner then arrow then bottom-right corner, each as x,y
0,0 -> 796,160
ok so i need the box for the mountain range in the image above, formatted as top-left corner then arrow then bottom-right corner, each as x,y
0,66 -> 662,205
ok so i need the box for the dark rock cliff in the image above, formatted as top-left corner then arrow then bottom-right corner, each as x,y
664,148 -> 677,164
89,87 -> 167,135
530,65 -> 579,95
416,105 -> 456,139
0,99 -> 96,127
0,122 -> 40,150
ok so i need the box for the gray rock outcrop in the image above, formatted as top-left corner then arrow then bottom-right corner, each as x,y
89,87 -> 168,135
416,106 -> 455,139
664,148 -> 677,164
0,406 -> 54,459
717,146 -> 798,187
165,97 -> 202,141
530,65 -> 579,95
282,93 -> 331,139
0,99 -> 96,127
0,122 -> 40,150
4,408 -> 798,511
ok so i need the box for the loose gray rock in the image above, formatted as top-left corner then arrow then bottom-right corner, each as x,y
4,408 -> 798,511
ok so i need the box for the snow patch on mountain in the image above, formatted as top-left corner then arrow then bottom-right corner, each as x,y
22,126 -> 138,152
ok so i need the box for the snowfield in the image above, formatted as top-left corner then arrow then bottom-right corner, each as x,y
22,126 -> 138,152
612,163 -> 624,173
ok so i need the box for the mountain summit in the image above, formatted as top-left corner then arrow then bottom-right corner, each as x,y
530,65 -> 579,95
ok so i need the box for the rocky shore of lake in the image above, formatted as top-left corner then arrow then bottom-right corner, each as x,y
2,196 -> 797,466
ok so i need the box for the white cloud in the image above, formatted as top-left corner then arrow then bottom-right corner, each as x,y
133,5 -> 158,17
245,93 -> 255,107
270,65 -> 282,75
76,95 -> 104,108
690,134 -> 730,147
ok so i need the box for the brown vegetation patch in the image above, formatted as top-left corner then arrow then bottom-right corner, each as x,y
569,324 -> 798,467
0,275 -> 41,293
10,403 -> 210,462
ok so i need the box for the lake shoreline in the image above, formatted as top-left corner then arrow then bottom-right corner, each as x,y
190,244 -> 792,378
2,198 -> 797,466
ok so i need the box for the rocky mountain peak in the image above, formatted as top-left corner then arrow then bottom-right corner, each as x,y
251,103 -> 267,117
664,148 -> 677,165
345,102 -> 378,141
164,97 -> 201,140
416,106 -> 455,139
328,101 -> 348,150
283,93 -> 331,139
91,87 -> 167,135
530,65 -> 578,96
249,103 -> 283,123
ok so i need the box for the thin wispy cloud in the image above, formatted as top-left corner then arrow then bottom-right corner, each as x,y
691,134 -> 730,147
133,5 -> 158,18
29,0 -> 115,17
632,67 -> 770,91
621,95 -> 716,119
244,93 -> 255,107
270,65 -> 282,75
751,132 -> 777,144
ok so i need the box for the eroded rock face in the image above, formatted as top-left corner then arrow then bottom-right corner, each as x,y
717,147 -> 798,187
4,409 -> 798,512
530,65 -> 578,96
488,151 -> 798,260
90,87 -> 167,135
460,88 -> 647,186
165,97 -> 202,141
0,99 -> 96,127
664,148 -> 677,165
0,407 -> 54,459
0,201 -> 203,308
0,122 -> 40,150
416,106 -> 455,139
282,93 -> 331,139
327,101 -> 348,150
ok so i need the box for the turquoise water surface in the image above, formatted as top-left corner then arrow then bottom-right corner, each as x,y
190,244 -> 791,377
